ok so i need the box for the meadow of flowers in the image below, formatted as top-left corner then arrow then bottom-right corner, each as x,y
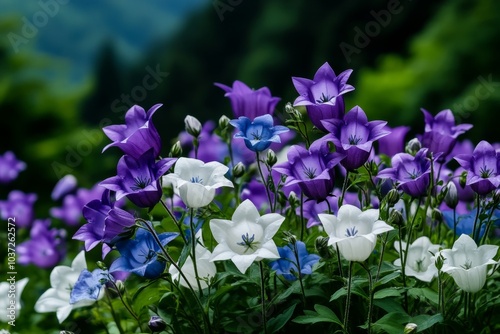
1,62 -> 500,333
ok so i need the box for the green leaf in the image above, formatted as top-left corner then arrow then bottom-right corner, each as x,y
375,271 -> 401,286
411,313 -> 443,332
372,312 -> 410,334
267,303 -> 297,332
374,288 -> 402,299
330,288 -> 347,301
314,305 -> 342,325
292,304 -> 342,326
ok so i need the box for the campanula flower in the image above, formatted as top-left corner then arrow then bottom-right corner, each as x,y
50,184 -> 104,226
292,62 -> 354,131
230,114 -> 289,152
270,241 -> 320,281
0,190 -> 37,228
377,125 -> 410,157
394,236 -> 441,282
50,174 -> 78,201
0,151 -> 26,184
70,269 -> 111,304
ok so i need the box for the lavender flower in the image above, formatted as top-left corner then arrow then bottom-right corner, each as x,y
455,141 -> 500,195
270,241 -> 320,281
230,114 -> 289,152
51,174 -> 78,201
0,151 -> 26,184
215,80 -> 281,119
0,190 -> 37,228
377,125 -> 410,157
321,106 -> 389,170
103,104 -> 163,159
100,150 -> 176,208
292,62 -> 354,131
50,184 -> 104,226
17,219 -> 66,268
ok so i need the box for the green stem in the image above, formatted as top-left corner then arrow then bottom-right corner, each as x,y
300,192 -> 305,242
376,233 -> 389,281
256,152 -> 274,212
452,208 -> 457,244
326,200 -> 344,277
481,206 -> 497,245
338,170 -> 350,209
108,281 -> 143,331
160,200 -> 188,243
343,261 -> 354,332
190,208 -> 204,295
292,242 -> 307,305
259,261 -> 269,334
105,289 -> 125,334
472,195 -> 481,241
360,262 -> 373,334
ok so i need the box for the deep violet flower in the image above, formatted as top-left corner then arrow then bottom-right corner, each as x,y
377,125 -> 410,157
230,114 -> 289,152
0,190 -> 37,228
270,241 -> 320,281
0,151 -> 26,184
292,62 -> 354,131
51,174 -> 78,201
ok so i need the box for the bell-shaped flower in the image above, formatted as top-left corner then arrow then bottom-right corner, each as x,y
439,234 -> 498,293
164,157 -> 233,208
273,139 -> 344,201
34,251 -> 97,323
0,151 -> 26,184
73,190 -> 135,258
51,174 -> 78,201
103,104 -> 162,159
292,62 -> 354,131
0,277 -> 28,322
215,80 -> 281,119
209,199 -> 285,274
420,108 -> 472,159
377,125 -> 410,157
455,140 -> 500,195
269,241 -> 320,281
321,106 -> 390,170
377,148 -> 432,197
50,184 -> 104,226
230,114 -> 289,152
169,231 -> 216,290
100,149 -> 176,208
109,228 -> 178,279
0,190 -> 37,228
70,269 -> 112,304
394,237 -> 441,282
319,204 -> 393,262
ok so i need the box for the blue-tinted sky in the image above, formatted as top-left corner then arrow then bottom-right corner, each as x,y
1,0 -> 210,82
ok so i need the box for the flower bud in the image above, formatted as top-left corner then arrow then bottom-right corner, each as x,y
266,149 -> 278,167
115,280 -> 126,294
96,261 -> 107,270
435,252 -> 444,270
315,236 -> 334,259
493,189 -> 500,204
388,209 -> 404,226
169,141 -> 183,158
218,115 -> 230,129
405,138 -> 421,155
285,102 -> 302,120
288,191 -> 299,209
459,170 -> 468,189
282,230 -> 298,245
148,315 -> 167,332
431,208 -> 442,222
232,162 -> 245,178
444,182 -> 458,209
403,323 -> 417,334
386,189 -> 400,207
184,115 -> 202,137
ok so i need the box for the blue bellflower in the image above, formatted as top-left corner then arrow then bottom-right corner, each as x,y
70,269 -> 112,304
230,114 -> 289,152
270,241 -> 320,281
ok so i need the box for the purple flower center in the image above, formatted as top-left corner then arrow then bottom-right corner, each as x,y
479,166 -> 492,178
132,176 -> 151,190
345,226 -> 358,237
140,249 -> 157,264
237,233 -> 259,252
406,169 -> 421,180
348,134 -> 363,145
303,167 -> 317,179
315,92 -> 333,104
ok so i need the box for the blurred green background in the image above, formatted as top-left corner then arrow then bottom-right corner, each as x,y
2,0 -> 500,202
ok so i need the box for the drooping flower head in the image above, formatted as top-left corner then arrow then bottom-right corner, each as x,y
394,236 -> 441,282
273,139 -> 344,201
210,199 -> 285,274
230,114 -> 289,152
321,106 -> 390,170
17,219 -> 66,268
319,204 -> 393,262
420,108 -> 472,159
377,148 -> 432,198
269,241 -> 320,281
51,174 -> 78,201
70,269 -> 112,304
455,140 -> 500,195
100,149 -> 176,208
103,104 -> 163,158
292,62 -> 354,131
439,234 -> 498,293
0,151 -> 26,184
377,125 -> 410,157
215,80 -> 281,119
50,184 -> 104,226
110,228 -> 178,279
164,157 -> 233,208
0,190 -> 37,228
73,190 -> 135,258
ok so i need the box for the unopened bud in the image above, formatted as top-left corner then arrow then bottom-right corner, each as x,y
435,252 -> 444,270
115,280 -> 125,294
493,189 -> 500,204
405,138 -> 421,154
96,261 -> 107,270
386,189 -> 400,207
403,323 -> 417,334
184,115 -> 202,137
388,209 -> 404,226
148,315 -> 167,332
218,115 -> 230,129
232,162 -> 245,178
459,170 -> 468,189
283,231 -> 297,245
285,102 -> 302,120
444,182 -> 458,209
169,141 -> 183,158
315,236 -> 334,259
288,191 -> 299,209
266,149 -> 278,167
431,208 -> 442,222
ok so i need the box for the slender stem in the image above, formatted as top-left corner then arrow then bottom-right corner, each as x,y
338,170 -> 350,209
105,289 -> 125,334
292,243 -> 307,305
299,192 -> 305,241
326,200 -> 344,277
256,152 -> 274,211
364,164 -> 382,201
259,262 -> 269,334
398,223 -> 409,313
108,280 -> 143,331
472,195 -> 481,241
194,137 -> 199,160
481,206 -> 497,245
437,270 -> 444,317
376,233 -> 389,281
160,200 -> 187,243
343,261 -> 354,332
452,208 -> 457,244
360,262 -> 373,334
189,208 -> 204,295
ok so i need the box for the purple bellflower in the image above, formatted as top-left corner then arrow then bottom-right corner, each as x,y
100,150 -> 176,208
0,151 -> 26,184
230,114 -> 289,152
17,219 -> 66,268
292,62 -> 354,131
377,148 -> 432,198
377,125 -> 410,157
420,108 -> 472,159
73,190 -> 135,258
215,80 -> 281,119
0,190 -> 37,228
455,140 -> 500,195
50,184 -> 104,226
109,228 -> 178,279
321,106 -> 390,171
270,241 -> 320,281
51,174 -> 78,201
70,269 -> 112,304
273,139 -> 344,202
103,104 -> 163,159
